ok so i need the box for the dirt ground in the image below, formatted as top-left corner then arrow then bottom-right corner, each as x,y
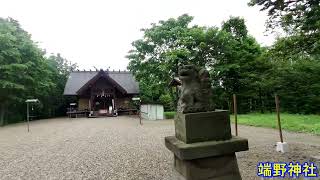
0,116 -> 319,180
233,124 -> 320,180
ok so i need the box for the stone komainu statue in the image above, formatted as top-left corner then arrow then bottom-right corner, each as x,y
177,65 -> 214,113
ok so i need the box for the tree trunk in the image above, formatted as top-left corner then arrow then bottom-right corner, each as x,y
228,96 -> 232,112
0,104 -> 5,126
259,88 -> 264,113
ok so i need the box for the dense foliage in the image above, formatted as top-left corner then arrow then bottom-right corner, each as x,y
0,18 -> 77,126
127,12 -> 320,114
249,0 -> 320,33
250,0 -> 320,114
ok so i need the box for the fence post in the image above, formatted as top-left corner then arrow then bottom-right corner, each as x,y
233,94 -> 238,136
139,100 -> 142,125
139,110 -> 142,125
275,95 -> 283,143
27,103 -> 29,132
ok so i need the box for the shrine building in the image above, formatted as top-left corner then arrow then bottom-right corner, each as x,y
63,69 -> 139,116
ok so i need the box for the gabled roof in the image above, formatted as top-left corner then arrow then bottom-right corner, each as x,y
63,70 -> 139,95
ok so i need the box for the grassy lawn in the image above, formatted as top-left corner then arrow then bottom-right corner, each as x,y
231,113 -> 320,135
165,111 -> 320,135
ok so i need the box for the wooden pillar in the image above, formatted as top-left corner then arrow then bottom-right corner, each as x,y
275,95 -> 283,143
233,94 -> 238,136
112,94 -> 116,110
113,87 -> 117,110
90,88 -> 94,111
27,103 -> 29,132
89,97 -> 93,111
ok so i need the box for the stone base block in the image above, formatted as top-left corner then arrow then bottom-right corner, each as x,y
165,136 -> 248,160
175,111 -> 232,144
276,142 -> 289,153
174,153 -> 242,180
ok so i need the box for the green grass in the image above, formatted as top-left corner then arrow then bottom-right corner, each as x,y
164,111 -> 176,119
165,111 -> 320,135
231,113 -> 320,135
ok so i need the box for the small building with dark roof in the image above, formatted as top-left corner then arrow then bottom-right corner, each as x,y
63,69 -> 139,116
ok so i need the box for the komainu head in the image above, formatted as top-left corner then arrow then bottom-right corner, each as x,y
178,65 -> 199,82
177,64 -> 214,113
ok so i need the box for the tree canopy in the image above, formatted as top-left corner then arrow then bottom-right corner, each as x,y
249,0 -> 320,58
0,17 -> 77,126
249,0 -> 320,34
128,13 -> 320,114
249,0 -> 320,114
128,15 -> 267,112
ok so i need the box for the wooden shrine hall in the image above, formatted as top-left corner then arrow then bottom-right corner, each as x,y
63,69 -> 139,117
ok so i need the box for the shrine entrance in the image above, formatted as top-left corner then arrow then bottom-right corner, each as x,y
93,94 -> 115,116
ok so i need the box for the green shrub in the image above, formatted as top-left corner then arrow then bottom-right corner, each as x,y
164,111 -> 176,119
159,94 -> 175,111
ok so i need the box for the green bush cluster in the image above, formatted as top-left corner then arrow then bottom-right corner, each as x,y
164,111 -> 176,119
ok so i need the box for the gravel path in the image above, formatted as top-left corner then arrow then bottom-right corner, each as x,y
0,116 -> 319,180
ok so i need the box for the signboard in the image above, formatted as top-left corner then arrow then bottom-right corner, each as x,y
132,97 -> 141,101
25,99 -> 39,103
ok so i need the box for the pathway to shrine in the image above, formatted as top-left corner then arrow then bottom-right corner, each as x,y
0,116 -> 319,180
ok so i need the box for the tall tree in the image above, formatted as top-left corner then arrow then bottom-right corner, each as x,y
249,0 -> 320,34
127,15 -> 267,112
0,18 -> 54,125
127,14 -> 238,109
44,54 -> 77,117
0,18 -> 77,125
249,0 -> 320,57
222,16 -> 248,39
249,0 -> 320,114
213,17 -> 267,112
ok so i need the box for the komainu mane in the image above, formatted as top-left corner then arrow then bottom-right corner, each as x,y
177,65 -> 214,113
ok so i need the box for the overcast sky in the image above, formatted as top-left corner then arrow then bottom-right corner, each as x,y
0,0 -> 275,70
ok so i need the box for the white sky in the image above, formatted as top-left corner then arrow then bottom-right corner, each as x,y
0,0 -> 275,70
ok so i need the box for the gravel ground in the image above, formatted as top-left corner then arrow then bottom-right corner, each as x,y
0,116 -> 319,180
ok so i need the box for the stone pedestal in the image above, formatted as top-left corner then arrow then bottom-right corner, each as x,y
165,110 -> 249,180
